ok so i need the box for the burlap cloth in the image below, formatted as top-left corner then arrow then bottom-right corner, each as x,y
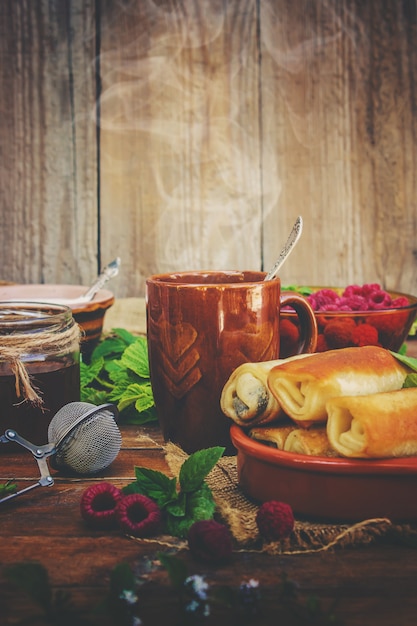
155,439 -> 417,555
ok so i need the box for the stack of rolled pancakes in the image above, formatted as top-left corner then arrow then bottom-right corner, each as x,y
220,345 -> 417,458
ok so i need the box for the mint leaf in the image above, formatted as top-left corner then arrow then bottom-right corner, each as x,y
116,382 -> 155,413
134,383 -> 155,412
121,339 -> 150,379
123,467 -> 178,508
80,331 -> 156,424
81,386 -> 108,404
390,351 -> 417,373
91,328 -> 136,361
91,337 -> 127,361
403,373 -> 417,388
80,357 -> 104,387
165,511 -> 193,538
188,481 -> 216,519
165,482 -> 216,538
179,446 -> 224,493
282,285 -> 314,296
112,328 -> 138,345
124,446 -> 223,538
107,365 -> 136,400
0,481 -> 17,496
166,491 -> 187,517
105,359 -> 126,377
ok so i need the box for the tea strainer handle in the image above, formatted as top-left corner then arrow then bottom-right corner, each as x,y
0,429 -> 55,503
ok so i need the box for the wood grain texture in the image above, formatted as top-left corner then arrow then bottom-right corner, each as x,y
98,0 -> 261,296
1,423 -> 417,625
261,0 -> 417,292
0,0 -> 98,285
0,1 -> 416,298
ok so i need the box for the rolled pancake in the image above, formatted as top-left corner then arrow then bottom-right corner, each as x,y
283,427 -> 337,457
326,387 -> 417,458
249,423 -> 295,449
220,353 -> 311,427
267,346 -> 410,427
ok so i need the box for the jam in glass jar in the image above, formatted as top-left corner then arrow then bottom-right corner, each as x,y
0,302 -> 81,449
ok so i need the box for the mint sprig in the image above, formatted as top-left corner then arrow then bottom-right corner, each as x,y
124,467 -> 178,509
0,480 -> 17,497
166,482 -> 216,538
403,374 -> 417,388
123,446 -> 225,538
80,329 -> 156,424
281,285 -> 315,296
390,351 -> 417,388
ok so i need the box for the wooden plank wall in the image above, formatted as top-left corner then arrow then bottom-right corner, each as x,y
1,0 -> 416,298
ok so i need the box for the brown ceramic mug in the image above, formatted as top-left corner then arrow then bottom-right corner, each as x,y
146,270 -> 317,454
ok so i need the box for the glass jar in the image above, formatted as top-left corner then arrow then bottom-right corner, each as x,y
0,302 -> 81,449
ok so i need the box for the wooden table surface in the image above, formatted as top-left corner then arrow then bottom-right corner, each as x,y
1,423 -> 417,626
1,300 -> 417,626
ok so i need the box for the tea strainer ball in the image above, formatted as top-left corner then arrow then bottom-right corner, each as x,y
48,401 -> 122,475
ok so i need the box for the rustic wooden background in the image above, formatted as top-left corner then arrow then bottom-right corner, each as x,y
1,0 -> 416,298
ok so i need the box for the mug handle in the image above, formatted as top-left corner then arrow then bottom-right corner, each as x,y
279,293 -> 318,357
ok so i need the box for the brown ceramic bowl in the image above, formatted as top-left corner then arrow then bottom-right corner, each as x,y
230,424 -> 417,522
0,284 -> 114,360
280,286 -> 417,358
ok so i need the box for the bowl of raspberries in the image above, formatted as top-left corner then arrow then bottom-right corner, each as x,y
279,283 -> 417,357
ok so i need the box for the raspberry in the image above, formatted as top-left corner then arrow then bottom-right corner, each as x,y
320,303 -> 342,311
188,519 -> 233,563
308,289 -> 339,311
367,311 -> 409,334
339,295 -> 369,311
307,284 -> 408,313
279,319 -> 300,358
351,323 -> 379,347
322,316 -> 356,330
368,290 -> 392,310
342,284 -> 364,297
285,284 -> 411,353
80,482 -> 123,529
315,334 -> 329,352
323,319 -> 354,349
392,296 -> 410,308
256,500 -> 294,541
115,493 -> 161,537
363,283 -> 383,296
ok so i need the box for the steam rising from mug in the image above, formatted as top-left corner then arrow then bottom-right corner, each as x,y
0,402 -> 121,503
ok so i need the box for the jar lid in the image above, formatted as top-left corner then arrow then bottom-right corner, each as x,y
0,301 -> 73,333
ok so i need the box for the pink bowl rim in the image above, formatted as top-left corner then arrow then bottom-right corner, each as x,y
0,284 -> 114,307
230,424 -> 417,476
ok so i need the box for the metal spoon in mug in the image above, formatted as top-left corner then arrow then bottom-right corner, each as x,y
264,216 -> 303,281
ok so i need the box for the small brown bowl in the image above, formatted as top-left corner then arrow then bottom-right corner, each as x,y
230,424 -> 417,522
0,284 -> 115,360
